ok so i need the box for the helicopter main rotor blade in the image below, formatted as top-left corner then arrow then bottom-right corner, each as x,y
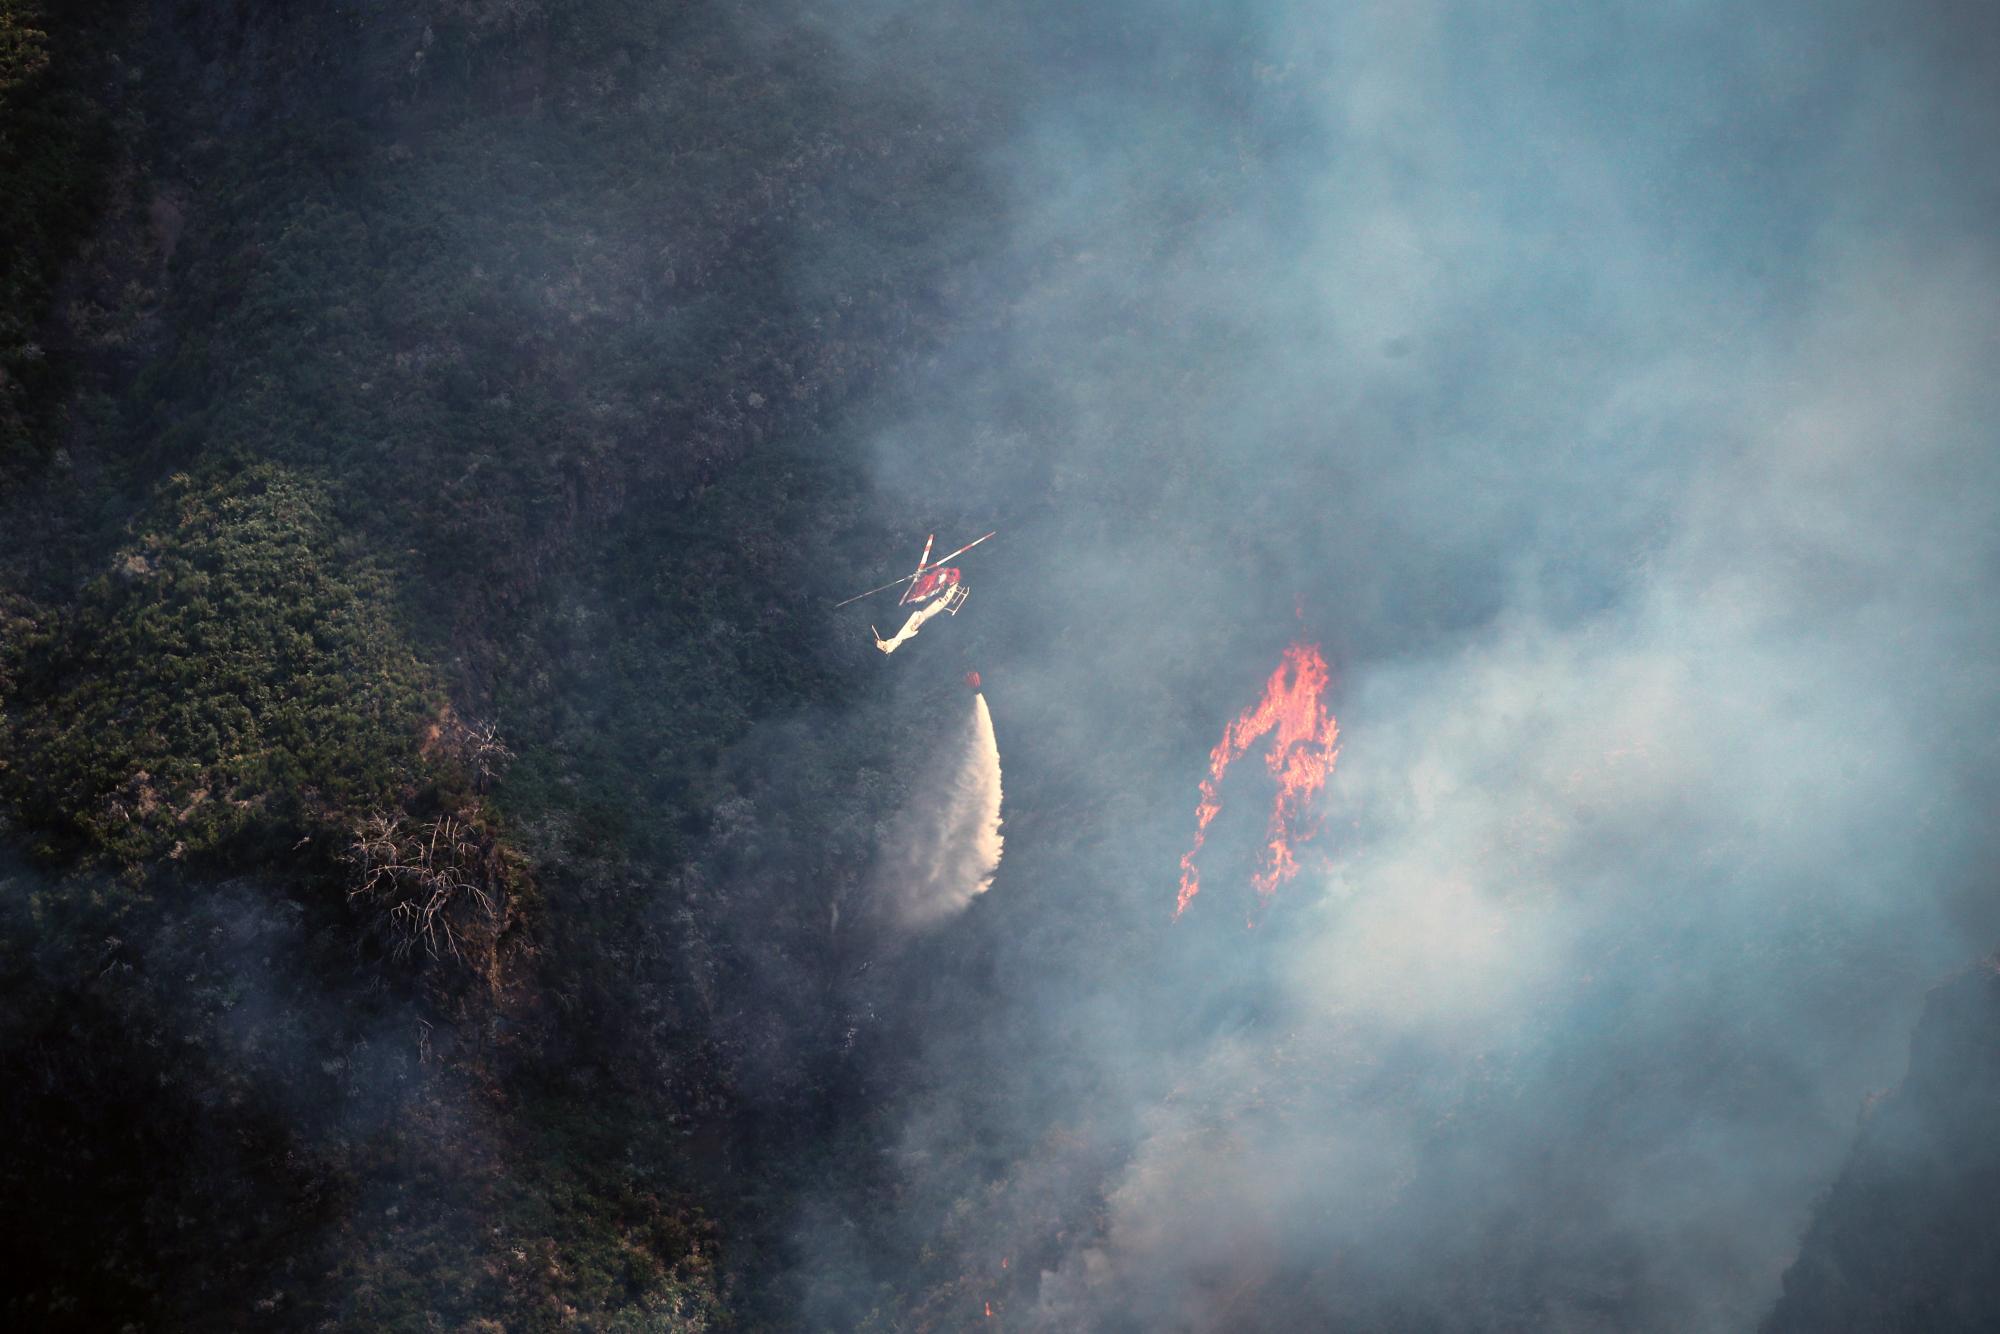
834,572 -> 920,608
927,531 -> 997,567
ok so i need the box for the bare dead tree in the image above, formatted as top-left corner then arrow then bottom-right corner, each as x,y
463,718 -> 513,793
425,711 -> 514,793
345,812 -> 499,962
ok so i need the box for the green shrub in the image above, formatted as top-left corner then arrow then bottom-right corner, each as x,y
1,463 -> 433,868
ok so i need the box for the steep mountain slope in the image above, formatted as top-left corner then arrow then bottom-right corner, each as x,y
1765,956 -> 2000,1333
0,1 -> 994,1325
9,2 -> 2000,1331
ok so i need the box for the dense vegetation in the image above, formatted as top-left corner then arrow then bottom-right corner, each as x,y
0,0 -> 978,1325
0,0 -> 114,465
4,464 -> 432,867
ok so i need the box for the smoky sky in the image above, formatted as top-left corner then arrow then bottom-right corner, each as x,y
724,1 -> 2000,1329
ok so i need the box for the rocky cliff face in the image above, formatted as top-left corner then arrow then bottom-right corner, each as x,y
1766,955 -> 2000,1333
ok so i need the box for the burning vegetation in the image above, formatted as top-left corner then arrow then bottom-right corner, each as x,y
1176,643 -> 1342,920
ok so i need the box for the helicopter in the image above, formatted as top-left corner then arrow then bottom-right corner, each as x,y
836,531 -> 996,654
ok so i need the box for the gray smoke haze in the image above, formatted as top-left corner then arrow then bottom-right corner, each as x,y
757,0 -> 2000,1328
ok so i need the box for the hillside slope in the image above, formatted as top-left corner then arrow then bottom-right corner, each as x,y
1765,956 -> 2000,1333
0,1 -> 991,1325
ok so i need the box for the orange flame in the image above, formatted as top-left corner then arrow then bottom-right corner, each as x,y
1175,643 -> 1340,919
985,1300 -> 994,1317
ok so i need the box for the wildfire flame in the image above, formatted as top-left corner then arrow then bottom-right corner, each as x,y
1175,643 -> 1341,919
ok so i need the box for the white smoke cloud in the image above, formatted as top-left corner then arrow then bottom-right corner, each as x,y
758,1 -> 2000,1327
875,692 -> 1005,929
1024,238 -> 2000,1328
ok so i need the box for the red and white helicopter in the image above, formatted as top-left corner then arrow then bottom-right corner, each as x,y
837,531 -> 996,654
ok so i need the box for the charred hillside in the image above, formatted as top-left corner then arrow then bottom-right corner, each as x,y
1765,956 -> 2000,1334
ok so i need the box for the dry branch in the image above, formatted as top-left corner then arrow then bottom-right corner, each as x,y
345,812 -> 499,961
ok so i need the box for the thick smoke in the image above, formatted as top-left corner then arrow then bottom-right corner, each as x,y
873,691 -> 1005,930
761,0 -> 2000,1328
